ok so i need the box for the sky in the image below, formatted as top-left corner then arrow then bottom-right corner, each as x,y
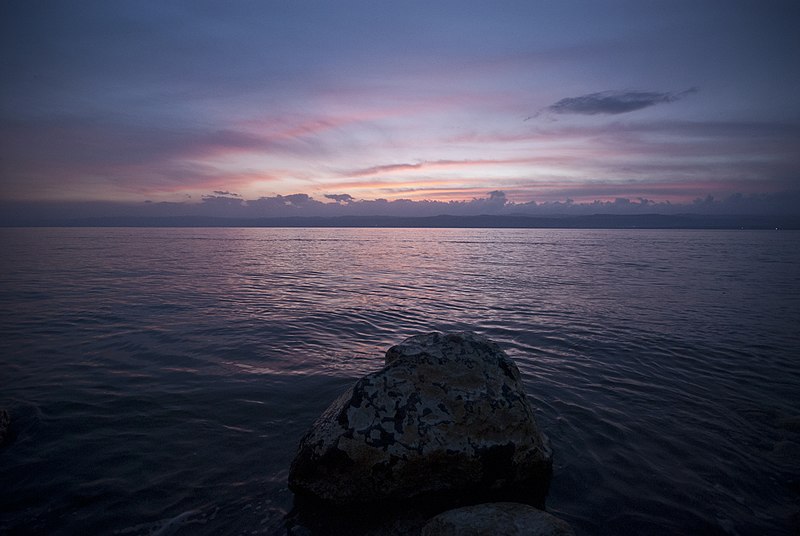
1,0 -> 799,219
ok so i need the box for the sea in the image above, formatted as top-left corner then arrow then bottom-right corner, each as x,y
1,227 -> 798,535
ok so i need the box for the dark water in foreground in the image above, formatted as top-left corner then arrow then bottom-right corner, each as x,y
1,227 -> 799,535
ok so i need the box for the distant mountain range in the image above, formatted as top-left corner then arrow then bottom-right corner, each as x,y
7,213 -> 799,229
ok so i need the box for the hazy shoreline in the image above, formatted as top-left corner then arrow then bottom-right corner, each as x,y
3,213 -> 799,230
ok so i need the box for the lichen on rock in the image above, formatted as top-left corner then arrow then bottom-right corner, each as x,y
288,332 -> 553,507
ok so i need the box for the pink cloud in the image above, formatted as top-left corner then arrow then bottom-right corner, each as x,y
340,156 -> 591,179
493,178 -> 790,204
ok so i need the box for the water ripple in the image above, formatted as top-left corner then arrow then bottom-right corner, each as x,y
1,227 -> 799,535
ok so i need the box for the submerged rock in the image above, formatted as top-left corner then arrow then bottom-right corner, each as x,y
421,502 -> 575,536
0,408 -> 10,446
288,332 -> 552,507
775,415 -> 800,433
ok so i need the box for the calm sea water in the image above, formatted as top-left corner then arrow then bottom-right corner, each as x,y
1,227 -> 799,535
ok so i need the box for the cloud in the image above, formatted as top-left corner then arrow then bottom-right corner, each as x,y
534,88 -> 698,117
4,189 -> 798,227
283,193 -> 313,206
325,193 -> 355,203
346,162 -> 425,177
342,158 -> 550,179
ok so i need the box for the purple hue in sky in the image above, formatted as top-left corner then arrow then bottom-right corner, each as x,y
1,0 -> 799,218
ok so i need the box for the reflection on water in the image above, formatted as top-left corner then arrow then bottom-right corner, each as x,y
1,227 -> 799,535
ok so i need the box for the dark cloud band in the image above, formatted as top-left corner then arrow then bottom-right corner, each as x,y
539,88 -> 698,117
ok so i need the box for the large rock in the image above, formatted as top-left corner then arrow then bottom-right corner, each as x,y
421,502 -> 575,536
288,332 -> 552,507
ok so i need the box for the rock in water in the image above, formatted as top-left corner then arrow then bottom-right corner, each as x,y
421,502 -> 575,536
0,409 -> 10,446
288,332 -> 552,506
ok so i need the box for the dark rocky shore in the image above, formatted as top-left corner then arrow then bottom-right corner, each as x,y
285,332 -> 574,535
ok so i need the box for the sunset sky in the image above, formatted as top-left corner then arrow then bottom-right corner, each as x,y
1,1 -> 799,218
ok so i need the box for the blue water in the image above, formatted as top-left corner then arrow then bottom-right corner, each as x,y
1,227 -> 799,535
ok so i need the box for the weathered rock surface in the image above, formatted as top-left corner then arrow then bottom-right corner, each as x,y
288,332 -> 552,507
0,408 -> 10,446
421,502 -> 575,536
